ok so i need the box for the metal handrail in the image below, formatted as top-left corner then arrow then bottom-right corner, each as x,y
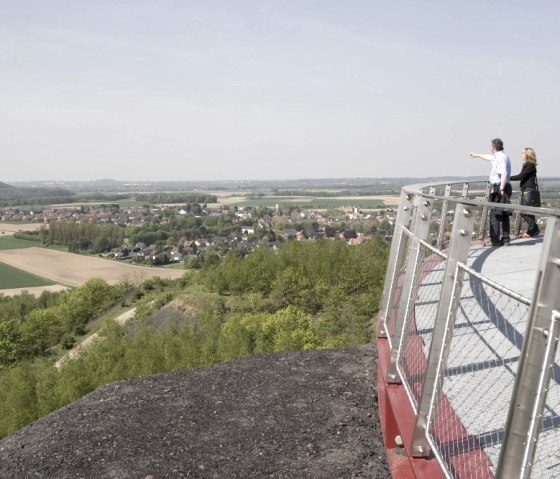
457,262 -> 532,306
401,179 -> 559,218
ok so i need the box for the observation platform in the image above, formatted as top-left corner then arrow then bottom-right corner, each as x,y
377,181 -> 560,479
467,236 -> 543,298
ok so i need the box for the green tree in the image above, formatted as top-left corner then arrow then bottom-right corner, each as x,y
0,320 -> 23,367
19,309 -> 64,358
59,278 -> 117,334
217,306 -> 320,361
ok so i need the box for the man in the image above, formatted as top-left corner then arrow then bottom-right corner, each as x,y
470,138 -> 512,246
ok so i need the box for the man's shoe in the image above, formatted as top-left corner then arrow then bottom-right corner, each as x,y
501,237 -> 510,246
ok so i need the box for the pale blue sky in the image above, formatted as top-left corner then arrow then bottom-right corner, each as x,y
1,0 -> 558,181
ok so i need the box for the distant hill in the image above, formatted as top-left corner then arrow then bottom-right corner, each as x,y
0,181 -> 75,207
7,176 -> 558,201
0,181 -> 17,190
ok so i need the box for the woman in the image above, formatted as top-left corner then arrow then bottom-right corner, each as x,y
510,147 -> 540,238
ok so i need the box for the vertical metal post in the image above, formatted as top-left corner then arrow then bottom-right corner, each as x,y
514,192 -> 523,236
428,187 -> 436,244
479,182 -> 492,240
436,184 -> 452,249
462,182 -> 469,199
386,196 -> 433,383
495,217 -> 560,479
410,203 -> 475,456
378,191 -> 414,338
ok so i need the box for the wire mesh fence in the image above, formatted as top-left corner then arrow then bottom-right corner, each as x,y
397,240 -> 446,408
426,264 -> 531,478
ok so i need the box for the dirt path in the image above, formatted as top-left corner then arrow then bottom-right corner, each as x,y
55,308 -> 137,369
0,247 -> 185,287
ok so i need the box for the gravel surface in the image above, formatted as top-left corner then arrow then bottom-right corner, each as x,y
0,344 -> 390,479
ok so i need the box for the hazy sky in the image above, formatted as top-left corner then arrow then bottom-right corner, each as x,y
1,0 -> 559,182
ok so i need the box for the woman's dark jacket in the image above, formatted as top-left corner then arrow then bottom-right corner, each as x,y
510,163 -> 538,190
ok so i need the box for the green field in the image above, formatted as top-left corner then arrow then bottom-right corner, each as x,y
44,198 -> 146,208
0,262 -> 54,289
0,237 -> 42,250
0,236 -> 68,252
233,197 -> 393,209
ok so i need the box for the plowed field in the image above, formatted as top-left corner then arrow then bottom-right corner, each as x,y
0,247 -> 185,288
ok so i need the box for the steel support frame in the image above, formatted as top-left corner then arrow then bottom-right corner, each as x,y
496,217 -> 560,478
378,191 -> 414,339
410,203 -> 476,457
479,182 -> 492,240
514,192 -> 523,236
436,184 -> 452,249
461,182 -> 469,199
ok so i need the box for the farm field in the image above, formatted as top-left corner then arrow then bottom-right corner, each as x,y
0,248 -> 185,289
8,191 -> 401,210
225,195 -> 399,209
48,198 -> 145,208
0,236 -> 40,250
0,236 -> 67,252
0,223 -> 42,236
0,261 -> 55,289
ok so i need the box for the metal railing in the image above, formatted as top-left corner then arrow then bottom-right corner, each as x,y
378,180 -> 560,479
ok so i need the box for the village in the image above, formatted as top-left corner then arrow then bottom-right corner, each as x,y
1,201 -> 400,267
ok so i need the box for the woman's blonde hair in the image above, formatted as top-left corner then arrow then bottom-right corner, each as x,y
522,147 -> 538,165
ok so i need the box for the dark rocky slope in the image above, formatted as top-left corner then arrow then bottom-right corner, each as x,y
0,344 -> 390,478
